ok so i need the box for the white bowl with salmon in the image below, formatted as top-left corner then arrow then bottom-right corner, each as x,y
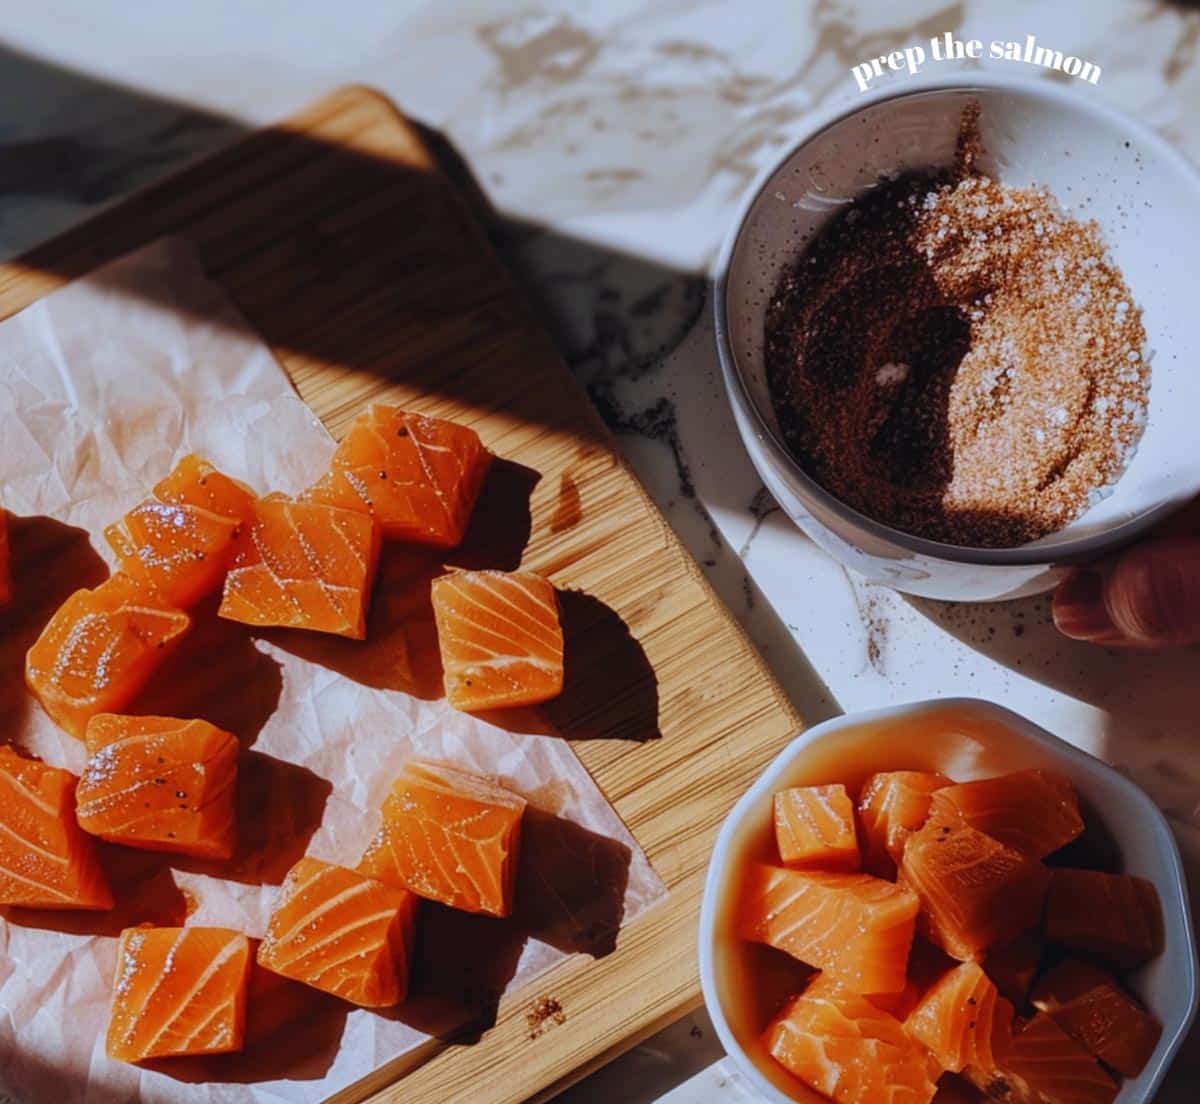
698,698 -> 1198,1104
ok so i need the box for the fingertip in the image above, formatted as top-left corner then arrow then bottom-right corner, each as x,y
1052,568 -> 1116,642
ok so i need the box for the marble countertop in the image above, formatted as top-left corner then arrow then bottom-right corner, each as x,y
2,1 -> 1199,1100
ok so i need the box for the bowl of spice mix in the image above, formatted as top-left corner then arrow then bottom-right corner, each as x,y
714,73 -> 1200,601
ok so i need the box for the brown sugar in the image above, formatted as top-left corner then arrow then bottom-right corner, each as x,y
765,107 -> 1149,548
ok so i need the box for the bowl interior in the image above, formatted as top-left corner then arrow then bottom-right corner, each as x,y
723,81 -> 1200,555
701,700 -> 1196,1104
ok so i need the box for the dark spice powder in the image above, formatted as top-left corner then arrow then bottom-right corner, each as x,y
765,105 -> 1149,547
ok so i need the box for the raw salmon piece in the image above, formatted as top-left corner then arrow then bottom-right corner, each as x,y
106,926 -> 251,1062
858,771 -> 950,877
900,821 -> 1051,961
218,495 -> 381,639
774,784 -> 860,871
305,405 -> 492,546
1031,958 -> 1162,1077
257,857 -> 418,1008
77,714 -> 239,860
765,975 -> 942,1104
904,961 -> 1014,1073
928,770 -> 1084,858
359,758 -> 526,918
0,745 -> 113,909
105,455 -> 256,609
1044,868 -> 1163,968
25,573 -> 190,738
431,570 -> 564,710
740,863 -> 918,994
965,1012 -> 1118,1104
983,930 -> 1043,1005
0,501 -> 9,607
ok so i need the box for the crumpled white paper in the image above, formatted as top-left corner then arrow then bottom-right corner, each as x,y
0,238 -> 663,1104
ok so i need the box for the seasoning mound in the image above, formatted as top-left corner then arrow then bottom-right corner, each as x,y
765,110 -> 1149,548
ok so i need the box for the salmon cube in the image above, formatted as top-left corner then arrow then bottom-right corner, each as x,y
25,573 -> 190,738
965,1012 -> 1118,1104
0,745 -> 112,910
431,570 -> 564,711
359,759 -> 526,918
766,975 -> 941,1104
304,405 -> 492,546
105,455 -> 256,609
1045,868 -> 1162,969
1032,958 -> 1161,1078
900,821 -> 1050,961
857,771 -> 949,877
740,863 -> 918,994
928,770 -> 1083,858
106,926 -> 251,1062
218,496 -> 380,639
77,714 -> 239,860
774,784 -> 860,871
904,961 -> 1014,1073
258,858 -> 417,1008
983,930 -> 1044,1005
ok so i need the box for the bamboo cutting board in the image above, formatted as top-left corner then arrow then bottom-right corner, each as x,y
0,87 -> 802,1103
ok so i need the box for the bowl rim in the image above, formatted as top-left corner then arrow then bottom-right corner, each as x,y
713,71 -> 1200,566
697,696 -> 1199,1104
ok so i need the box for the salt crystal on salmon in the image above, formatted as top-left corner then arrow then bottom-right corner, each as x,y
106,926 -> 251,1062
904,961 -> 1014,1073
965,1011 -> 1118,1104
305,405 -> 492,546
25,573 -> 190,738
431,569 -> 564,711
774,784 -> 860,871
77,714 -> 238,860
105,455 -> 256,609
740,863 -> 918,994
0,745 -> 113,910
765,975 -> 941,1104
218,495 -> 380,639
1031,958 -> 1161,1078
928,770 -> 1083,858
359,758 -> 526,918
257,857 -> 417,1008
1044,868 -> 1163,969
858,771 -> 950,877
900,821 -> 1050,961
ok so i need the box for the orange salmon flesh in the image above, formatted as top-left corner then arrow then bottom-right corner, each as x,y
431,569 -> 564,711
304,405 -> 492,547
359,758 -> 526,918
77,714 -> 239,860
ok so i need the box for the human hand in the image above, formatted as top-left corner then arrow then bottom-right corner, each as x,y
1053,509 -> 1200,648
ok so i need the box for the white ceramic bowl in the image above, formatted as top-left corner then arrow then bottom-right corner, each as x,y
698,698 -> 1197,1104
715,74 -> 1200,602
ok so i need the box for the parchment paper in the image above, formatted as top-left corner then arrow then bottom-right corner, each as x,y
0,238 -> 664,1104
